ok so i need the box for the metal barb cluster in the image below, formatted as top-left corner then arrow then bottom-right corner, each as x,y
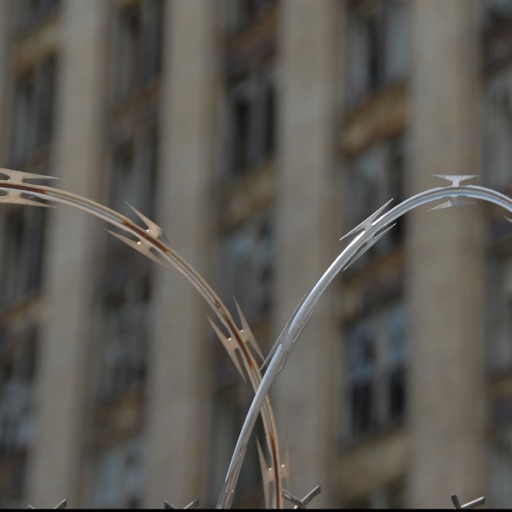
431,175 -> 478,210
108,203 -> 172,269
27,499 -> 67,509
0,168 -> 56,208
339,199 -> 396,272
451,494 -> 486,509
339,198 -> 394,242
163,499 -> 200,509
6,171 -> 512,508
282,485 -> 321,509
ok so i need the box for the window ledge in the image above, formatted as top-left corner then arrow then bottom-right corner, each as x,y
340,81 -> 408,157
334,424 -> 408,502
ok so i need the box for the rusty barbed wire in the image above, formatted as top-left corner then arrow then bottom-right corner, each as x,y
0,166 -> 285,509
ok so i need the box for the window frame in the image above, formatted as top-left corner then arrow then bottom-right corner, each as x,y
110,0 -> 164,103
0,206 -> 47,307
9,54 -> 57,167
344,0 -> 408,106
341,301 -> 407,444
217,207 -> 274,327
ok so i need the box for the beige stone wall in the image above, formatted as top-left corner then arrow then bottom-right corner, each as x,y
406,0 -> 486,506
142,0 -> 219,506
272,0 -> 340,506
26,0 -> 109,505
0,0 -> 9,163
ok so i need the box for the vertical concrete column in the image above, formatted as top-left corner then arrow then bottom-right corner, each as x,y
27,0 -> 108,506
273,0 -> 339,506
0,0 -> 9,161
407,0 -> 485,507
143,0 -> 218,506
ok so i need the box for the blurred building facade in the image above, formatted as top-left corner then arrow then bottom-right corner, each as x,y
0,0 -> 511,508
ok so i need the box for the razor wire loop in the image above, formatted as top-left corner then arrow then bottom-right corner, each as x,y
218,175 -> 512,508
0,167 -> 283,509
1,169 -> 509,508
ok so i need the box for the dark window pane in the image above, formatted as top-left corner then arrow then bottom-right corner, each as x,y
351,381 -> 374,436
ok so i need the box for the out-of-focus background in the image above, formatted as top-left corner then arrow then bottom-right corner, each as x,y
0,0 -> 511,508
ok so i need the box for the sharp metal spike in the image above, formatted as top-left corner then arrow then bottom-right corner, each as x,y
26,499 -> 67,509
371,223 -> 396,244
278,457 -> 289,483
430,196 -> 476,210
451,494 -> 485,509
433,174 -> 478,187
283,439 -> 290,481
302,485 -> 322,506
339,199 -> 394,242
107,230 -> 171,270
127,203 -> 165,240
341,243 -> 367,272
452,493 -> 464,509
282,489 -> 305,509
282,486 -> 321,509
207,317 -> 246,381
341,224 -> 395,272
163,499 -> 199,510
462,497 -> 486,509
233,299 -> 264,361
257,439 -> 274,509
257,438 -> 287,509
260,294 -> 308,371
0,167 -> 58,183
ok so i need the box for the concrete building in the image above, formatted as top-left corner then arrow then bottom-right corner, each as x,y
0,0 -> 510,508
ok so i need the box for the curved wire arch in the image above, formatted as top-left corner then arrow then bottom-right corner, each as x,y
216,177 -> 512,509
0,167 -> 285,508
3,169 -> 511,508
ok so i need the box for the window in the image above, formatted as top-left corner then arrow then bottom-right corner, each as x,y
343,136 -> 405,265
229,80 -> 251,174
348,321 -> 376,435
91,437 -> 144,509
0,207 -> 46,307
109,127 -> 158,219
115,3 -> 142,100
218,209 -> 274,325
92,125 -> 158,405
10,56 -> 57,167
262,78 -> 276,157
141,0 -> 163,83
485,255 -> 512,375
343,302 -> 406,441
112,0 -> 164,101
224,68 -> 277,177
0,326 -> 38,456
484,0 -> 512,29
482,69 -> 512,192
221,0 -> 276,33
0,326 -> 38,507
344,0 -> 408,105
489,429 -> 512,508
94,270 -> 151,406
14,0 -> 60,33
